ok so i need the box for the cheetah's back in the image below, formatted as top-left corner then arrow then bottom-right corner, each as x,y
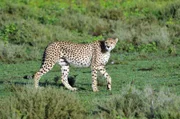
44,41 -> 94,67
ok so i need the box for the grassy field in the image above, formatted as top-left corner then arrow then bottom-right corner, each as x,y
1,52 -> 180,96
0,0 -> 180,118
0,52 -> 180,118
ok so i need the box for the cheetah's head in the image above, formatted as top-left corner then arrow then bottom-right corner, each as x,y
104,38 -> 118,51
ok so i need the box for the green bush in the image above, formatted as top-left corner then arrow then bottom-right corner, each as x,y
58,12 -> 110,36
111,20 -> 171,51
94,85 -> 180,119
0,85 -> 86,119
157,0 -> 180,21
0,41 -> 40,63
151,89 -> 180,119
0,19 -> 51,46
94,85 -> 148,119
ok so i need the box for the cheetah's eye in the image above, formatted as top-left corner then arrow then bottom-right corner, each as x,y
111,42 -> 113,44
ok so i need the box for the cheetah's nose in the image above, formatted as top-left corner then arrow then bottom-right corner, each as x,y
107,46 -> 110,48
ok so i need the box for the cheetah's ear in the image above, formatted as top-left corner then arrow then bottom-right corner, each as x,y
115,38 -> 118,43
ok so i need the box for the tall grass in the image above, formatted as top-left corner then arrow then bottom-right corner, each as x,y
0,85 -> 86,119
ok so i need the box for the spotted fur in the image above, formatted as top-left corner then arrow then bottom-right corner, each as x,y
34,38 -> 118,92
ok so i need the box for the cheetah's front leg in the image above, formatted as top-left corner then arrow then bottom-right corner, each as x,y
61,66 -> 77,91
98,66 -> 111,90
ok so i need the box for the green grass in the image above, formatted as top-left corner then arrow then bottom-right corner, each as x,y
0,53 -> 180,97
0,52 -> 180,118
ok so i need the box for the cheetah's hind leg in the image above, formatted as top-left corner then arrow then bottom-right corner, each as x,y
59,59 -> 77,91
34,60 -> 55,88
61,66 -> 77,91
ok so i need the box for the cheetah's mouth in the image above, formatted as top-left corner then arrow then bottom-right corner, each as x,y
105,45 -> 111,50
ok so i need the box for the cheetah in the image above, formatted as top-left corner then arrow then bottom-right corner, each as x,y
34,38 -> 118,92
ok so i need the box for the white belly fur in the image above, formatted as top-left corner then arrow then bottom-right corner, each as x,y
68,59 -> 91,67
102,52 -> 110,65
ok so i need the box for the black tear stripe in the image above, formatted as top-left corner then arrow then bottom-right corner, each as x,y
99,41 -> 108,53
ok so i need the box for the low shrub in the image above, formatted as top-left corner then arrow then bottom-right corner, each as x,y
0,85 -> 86,119
58,12 -> 110,36
157,0 -> 180,21
111,20 -> 171,52
101,8 -> 123,20
0,41 -> 40,63
0,19 -> 52,46
94,85 -> 180,119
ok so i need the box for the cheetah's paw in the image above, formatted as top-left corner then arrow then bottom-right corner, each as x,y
71,87 -> 77,91
93,88 -> 99,92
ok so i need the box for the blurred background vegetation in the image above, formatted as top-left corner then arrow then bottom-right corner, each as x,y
0,0 -> 180,63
